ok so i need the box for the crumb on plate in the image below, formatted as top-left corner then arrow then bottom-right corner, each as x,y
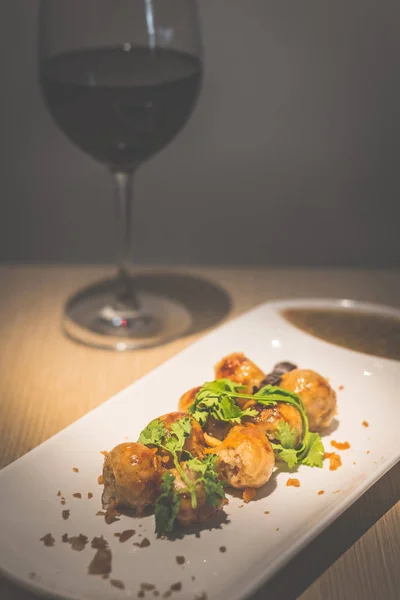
134,537 -> 151,548
119,529 -> 135,543
40,533 -> 55,547
88,546 -> 112,576
110,579 -> 125,590
64,534 -> 88,552
141,583 -> 156,591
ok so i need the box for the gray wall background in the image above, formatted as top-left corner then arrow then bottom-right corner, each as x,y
0,0 -> 399,266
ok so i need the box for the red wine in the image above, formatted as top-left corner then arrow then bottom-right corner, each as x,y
40,47 -> 202,169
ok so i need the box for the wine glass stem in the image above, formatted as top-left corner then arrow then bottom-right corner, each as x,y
111,170 -> 140,310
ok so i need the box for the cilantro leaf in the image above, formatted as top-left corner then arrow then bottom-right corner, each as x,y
189,380 -> 257,425
198,379 -> 245,397
271,444 -> 298,469
163,417 -> 192,453
272,430 -> 324,469
300,432 -> 324,468
185,456 -> 209,477
137,418 -> 167,446
275,421 -> 298,449
255,385 -> 306,411
138,416 -> 192,455
204,477 -> 226,508
186,455 -> 225,508
154,472 -> 180,536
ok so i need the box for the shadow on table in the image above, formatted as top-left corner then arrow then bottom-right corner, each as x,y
133,272 -> 233,338
1,463 -> 399,600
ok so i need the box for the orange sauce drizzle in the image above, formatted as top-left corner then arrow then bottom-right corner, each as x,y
324,452 -> 342,471
331,440 -> 350,450
286,478 -> 300,487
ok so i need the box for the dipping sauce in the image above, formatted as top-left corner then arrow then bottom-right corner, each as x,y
282,309 -> 400,361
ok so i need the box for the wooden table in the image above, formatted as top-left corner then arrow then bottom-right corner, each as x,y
0,265 -> 399,600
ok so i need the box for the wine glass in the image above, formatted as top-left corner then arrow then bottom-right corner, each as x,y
39,0 -> 203,350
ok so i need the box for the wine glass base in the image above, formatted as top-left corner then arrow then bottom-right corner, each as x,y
63,278 -> 192,350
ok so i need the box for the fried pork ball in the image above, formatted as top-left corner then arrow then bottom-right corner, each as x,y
158,412 -> 205,461
102,442 -> 162,514
170,464 -> 225,527
214,352 -> 266,397
280,368 -> 337,432
178,386 -> 201,412
178,386 -> 232,442
244,402 -> 303,446
210,425 -> 275,489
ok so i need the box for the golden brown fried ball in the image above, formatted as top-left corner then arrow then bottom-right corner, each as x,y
214,352 -> 265,397
210,424 -> 275,489
280,368 -> 337,432
102,442 -> 162,514
178,386 -> 232,442
245,402 -> 303,446
178,386 -> 201,412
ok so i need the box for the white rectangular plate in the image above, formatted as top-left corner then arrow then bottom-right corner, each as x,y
1,299 -> 399,600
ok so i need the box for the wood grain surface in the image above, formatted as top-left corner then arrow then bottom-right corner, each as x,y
0,265 -> 399,600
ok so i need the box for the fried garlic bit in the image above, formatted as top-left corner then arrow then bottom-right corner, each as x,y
280,368 -> 337,432
102,442 -> 162,514
209,424 -> 275,489
214,352 -> 266,396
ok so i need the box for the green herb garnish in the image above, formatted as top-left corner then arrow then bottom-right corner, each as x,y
185,454 -> 225,508
188,379 -> 258,425
154,472 -> 180,536
189,381 -> 324,468
138,416 -> 197,506
139,416 -> 226,535
153,455 -> 225,536
256,386 -> 324,468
